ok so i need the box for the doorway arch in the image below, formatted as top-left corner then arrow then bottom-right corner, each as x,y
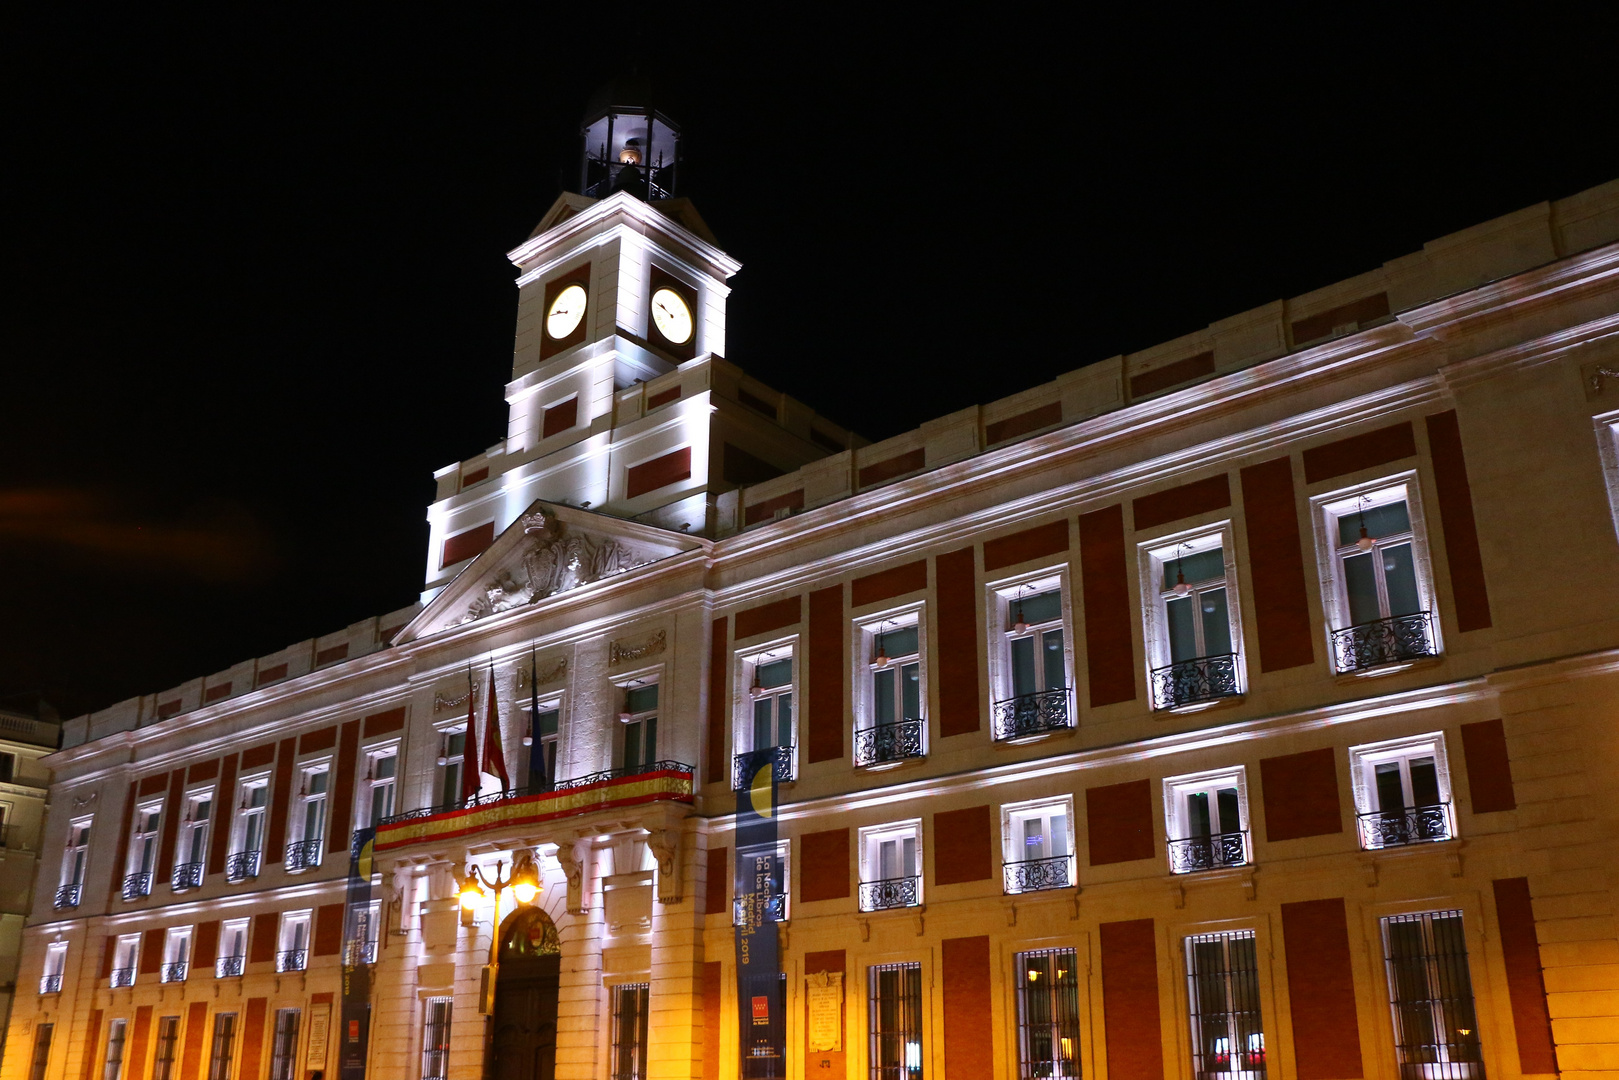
492,905 -> 562,1080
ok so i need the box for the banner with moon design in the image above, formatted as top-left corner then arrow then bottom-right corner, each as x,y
734,751 -> 785,1076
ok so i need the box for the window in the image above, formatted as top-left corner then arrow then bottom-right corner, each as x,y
40,941 -> 67,994
228,779 -> 267,882
1183,930 -> 1266,1077
609,982 -> 650,1080
526,702 -> 560,791
286,764 -> 328,871
1015,948 -> 1080,1079
732,842 -> 789,926
217,919 -> 249,977
153,1016 -> 180,1080
421,998 -> 451,1080
1350,735 -> 1454,849
1594,412 -> 1619,545
268,1009 -> 300,1080
1315,479 -> 1439,673
618,683 -> 660,773
1164,768 -> 1251,874
868,962 -> 923,1080
990,576 -> 1072,741
207,1013 -> 237,1080
734,650 -> 795,788
435,729 -> 466,808
0,751 -> 12,784
124,803 -> 161,899
111,934 -> 139,987
173,790 -> 212,890
859,821 -> 922,911
1381,910 -> 1484,1078
1002,797 -> 1074,894
855,614 -> 926,768
27,1022 -> 52,1080
346,900 -> 381,966
1142,531 -> 1244,710
57,817 -> 92,908
103,1017 -> 128,1080
278,912 -> 310,972
161,927 -> 191,983
362,746 -> 398,826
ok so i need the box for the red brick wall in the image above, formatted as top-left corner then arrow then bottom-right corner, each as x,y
1301,421 -> 1415,484
806,587 -> 845,763
1079,505 -> 1136,706
1461,719 -> 1516,813
707,617 -> 729,785
1240,457 -> 1315,671
625,446 -> 692,498
984,519 -> 1069,572
1132,474 -> 1231,531
735,596 -> 800,640
1493,878 -> 1558,1073
850,561 -> 927,607
934,547 -> 981,737
1281,898 -> 1363,1078
1426,410 -> 1493,631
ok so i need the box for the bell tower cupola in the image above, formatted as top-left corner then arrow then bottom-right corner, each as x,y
580,78 -> 681,202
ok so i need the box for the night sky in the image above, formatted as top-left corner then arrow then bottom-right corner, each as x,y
7,11 -> 1617,720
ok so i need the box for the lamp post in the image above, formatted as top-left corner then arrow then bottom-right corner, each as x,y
458,849 -> 541,1014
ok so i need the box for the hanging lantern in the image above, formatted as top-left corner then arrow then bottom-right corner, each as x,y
1172,546 -> 1191,595
749,667 -> 765,698
436,735 -> 449,768
1012,592 -> 1030,634
1356,525 -> 1375,552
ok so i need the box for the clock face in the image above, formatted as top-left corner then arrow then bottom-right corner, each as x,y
545,284 -> 587,340
650,287 -> 694,346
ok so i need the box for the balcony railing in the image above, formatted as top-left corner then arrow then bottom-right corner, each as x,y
1331,611 -> 1437,673
1358,803 -> 1451,849
39,974 -> 62,994
1167,831 -> 1249,874
225,850 -> 261,883
171,862 -> 204,891
1150,653 -> 1241,710
1003,854 -> 1073,894
121,871 -> 153,901
732,746 -> 795,792
859,875 -> 920,912
285,838 -> 323,872
215,955 -> 244,978
991,688 -> 1072,742
110,967 -> 135,988
343,941 -> 376,968
160,961 -> 188,983
54,883 -> 82,910
853,720 -> 925,767
733,892 -> 787,927
376,760 -> 695,829
277,949 -> 307,973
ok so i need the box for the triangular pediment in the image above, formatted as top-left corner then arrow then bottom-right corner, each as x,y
401,502 -> 703,642
527,193 -> 598,240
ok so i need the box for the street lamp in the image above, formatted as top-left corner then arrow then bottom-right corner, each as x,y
458,849 -> 542,1014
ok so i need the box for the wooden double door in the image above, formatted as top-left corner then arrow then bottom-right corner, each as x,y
492,955 -> 561,1080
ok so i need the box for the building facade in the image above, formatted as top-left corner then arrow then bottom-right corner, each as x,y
6,92 -> 1619,1080
0,708 -> 59,1069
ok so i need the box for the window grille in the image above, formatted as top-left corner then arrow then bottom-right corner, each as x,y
268,1009 -> 300,1080
1381,911 -> 1485,1079
1184,930 -> 1266,1078
421,998 -> 451,1080
610,982 -> 651,1080
152,1016 -> 180,1080
1015,948 -> 1081,1078
102,1018 -> 127,1080
207,1013 -> 237,1080
27,1022 -> 52,1080
868,962 -> 923,1080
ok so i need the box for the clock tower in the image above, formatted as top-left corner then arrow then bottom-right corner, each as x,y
420,82 -> 860,598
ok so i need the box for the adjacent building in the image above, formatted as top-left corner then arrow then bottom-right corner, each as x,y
0,707 -> 61,1069
6,88 -> 1619,1080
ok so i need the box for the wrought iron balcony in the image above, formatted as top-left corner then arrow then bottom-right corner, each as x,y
1003,854 -> 1073,894
859,875 -> 920,912
1150,653 -> 1241,710
732,745 -> 795,791
54,883 -> 82,910
344,941 -> 376,968
39,974 -> 62,994
1358,803 -> 1451,849
121,871 -> 152,901
733,892 -> 787,927
284,838 -> 323,872
160,961 -> 188,983
376,760 -> 695,832
1331,611 -> 1437,673
171,862 -> 204,891
1167,831 -> 1249,874
991,688 -> 1072,742
225,850 -> 261,883
853,720 -> 925,767
276,949 -> 307,973
109,967 -> 135,988
215,955 -> 244,978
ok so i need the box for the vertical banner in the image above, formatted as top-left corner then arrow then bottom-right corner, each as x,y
339,827 -> 375,1080
735,750 -> 784,1077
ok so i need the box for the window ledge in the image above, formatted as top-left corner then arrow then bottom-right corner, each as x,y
1333,654 -> 1443,684
992,724 -> 1077,749
1152,693 -> 1244,718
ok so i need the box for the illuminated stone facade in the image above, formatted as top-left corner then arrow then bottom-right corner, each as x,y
6,167 -> 1619,1080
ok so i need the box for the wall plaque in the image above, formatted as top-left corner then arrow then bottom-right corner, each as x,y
807,970 -> 843,1053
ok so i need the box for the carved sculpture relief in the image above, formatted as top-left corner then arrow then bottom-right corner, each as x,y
557,838 -> 592,916
432,655 -> 567,714
650,828 -> 683,904
460,510 -> 651,625
609,629 -> 667,666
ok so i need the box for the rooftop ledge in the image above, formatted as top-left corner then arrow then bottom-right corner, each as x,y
373,762 -> 694,851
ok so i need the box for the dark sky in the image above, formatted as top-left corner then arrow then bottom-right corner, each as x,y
6,10 -> 1617,720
